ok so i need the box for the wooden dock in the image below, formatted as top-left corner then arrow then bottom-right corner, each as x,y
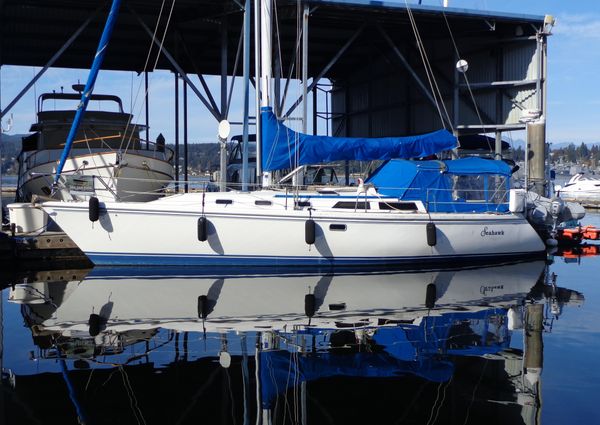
0,228 -> 91,270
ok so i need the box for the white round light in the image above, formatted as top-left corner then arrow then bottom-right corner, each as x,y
456,59 -> 469,73
218,120 -> 231,140
219,351 -> 231,368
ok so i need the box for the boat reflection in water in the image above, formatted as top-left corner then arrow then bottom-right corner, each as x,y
4,262 -> 584,425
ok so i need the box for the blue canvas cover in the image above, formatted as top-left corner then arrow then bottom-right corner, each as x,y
260,107 -> 457,171
366,157 -> 512,213
259,346 -> 453,408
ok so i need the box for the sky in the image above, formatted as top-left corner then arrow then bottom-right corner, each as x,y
1,0 -> 599,144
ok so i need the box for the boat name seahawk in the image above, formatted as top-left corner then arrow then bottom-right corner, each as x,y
480,227 -> 505,237
480,284 -> 504,295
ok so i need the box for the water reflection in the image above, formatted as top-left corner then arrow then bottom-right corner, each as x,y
1,262 -> 584,425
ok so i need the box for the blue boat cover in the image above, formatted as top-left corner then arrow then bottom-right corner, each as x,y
366,157 -> 512,213
261,107 -> 457,171
259,349 -> 453,408
259,308 -> 509,407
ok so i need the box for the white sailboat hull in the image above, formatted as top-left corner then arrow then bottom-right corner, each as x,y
14,261 -> 545,334
42,191 -> 546,267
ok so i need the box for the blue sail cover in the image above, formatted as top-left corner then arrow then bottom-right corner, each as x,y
261,107 -> 457,171
366,157 -> 512,213
259,308 -> 510,408
259,349 -> 453,408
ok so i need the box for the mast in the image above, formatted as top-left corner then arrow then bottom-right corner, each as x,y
260,0 -> 273,188
52,0 -> 122,189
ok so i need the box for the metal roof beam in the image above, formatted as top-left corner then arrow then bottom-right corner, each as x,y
0,4 -> 102,119
283,21 -> 367,119
129,5 -> 221,121
174,29 -> 221,114
460,79 -> 538,90
376,24 -> 452,129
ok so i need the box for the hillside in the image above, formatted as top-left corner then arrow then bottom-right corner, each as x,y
0,133 -> 23,174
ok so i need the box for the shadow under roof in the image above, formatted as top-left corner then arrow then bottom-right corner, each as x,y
0,0 -> 545,79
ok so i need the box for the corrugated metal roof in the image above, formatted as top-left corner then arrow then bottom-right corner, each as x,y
0,0 -> 544,79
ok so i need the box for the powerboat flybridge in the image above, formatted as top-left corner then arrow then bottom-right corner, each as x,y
16,84 -> 174,203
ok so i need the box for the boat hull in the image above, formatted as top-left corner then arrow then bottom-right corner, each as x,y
19,150 -> 173,202
43,192 -> 546,268
15,261 -> 545,334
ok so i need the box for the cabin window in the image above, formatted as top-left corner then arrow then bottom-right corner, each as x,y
216,199 -> 233,205
329,224 -> 347,231
295,201 -> 311,208
378,202 -> 417,211
255,200 -> 272,206
333,201 -> 370,209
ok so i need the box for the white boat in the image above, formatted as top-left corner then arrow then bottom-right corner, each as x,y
11,261 -> 583,424
12,261 -> 546,336
556,173 -> 600,203
41,0 -> 545,268
42,144 -> 546,267
16,85 -> 174,203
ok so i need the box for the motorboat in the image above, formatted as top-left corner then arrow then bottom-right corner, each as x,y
555,173 -> 600,203
16,84 -> 174,203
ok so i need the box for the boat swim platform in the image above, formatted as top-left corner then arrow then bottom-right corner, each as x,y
559,198 -> 600,209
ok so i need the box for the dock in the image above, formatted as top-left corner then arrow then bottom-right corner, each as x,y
0,228 -> 91,271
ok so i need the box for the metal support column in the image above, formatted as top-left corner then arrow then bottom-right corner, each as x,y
536,34 -> 543,112
175,73 -> 180,192
527,118 -> 546,196
527,31 -> 547,196
453,52 -> 459,130
145,71 -> 150,147
302,5 -> 309,133
524,303 -> 544,388
241,334 -> 250,425
221,16 -> 229,119
220,16 -> 229,192
184,80 -> 189,193
495,132 -> 502,160
254,0 -> 262,181
285,22 -> 366,118
312,82 -> 317,135
242,0 -> 251,191
495,48 -> 503,159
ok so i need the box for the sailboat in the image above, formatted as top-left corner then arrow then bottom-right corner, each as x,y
12,261 -> 578,424
41,0 -> 545,268
12,261 -> 546,343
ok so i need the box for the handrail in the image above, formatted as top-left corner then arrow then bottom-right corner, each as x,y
38,93 -> 124,113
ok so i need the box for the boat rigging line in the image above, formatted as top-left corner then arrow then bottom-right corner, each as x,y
440,8 -> 487,139
404,0 -> 453,133
122,0 -> 177,155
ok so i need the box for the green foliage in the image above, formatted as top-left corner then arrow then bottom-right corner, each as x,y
0,134 -> 21,174
552,143 -> 599,165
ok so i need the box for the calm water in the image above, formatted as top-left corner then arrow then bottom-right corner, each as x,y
1,214 -> 600,424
